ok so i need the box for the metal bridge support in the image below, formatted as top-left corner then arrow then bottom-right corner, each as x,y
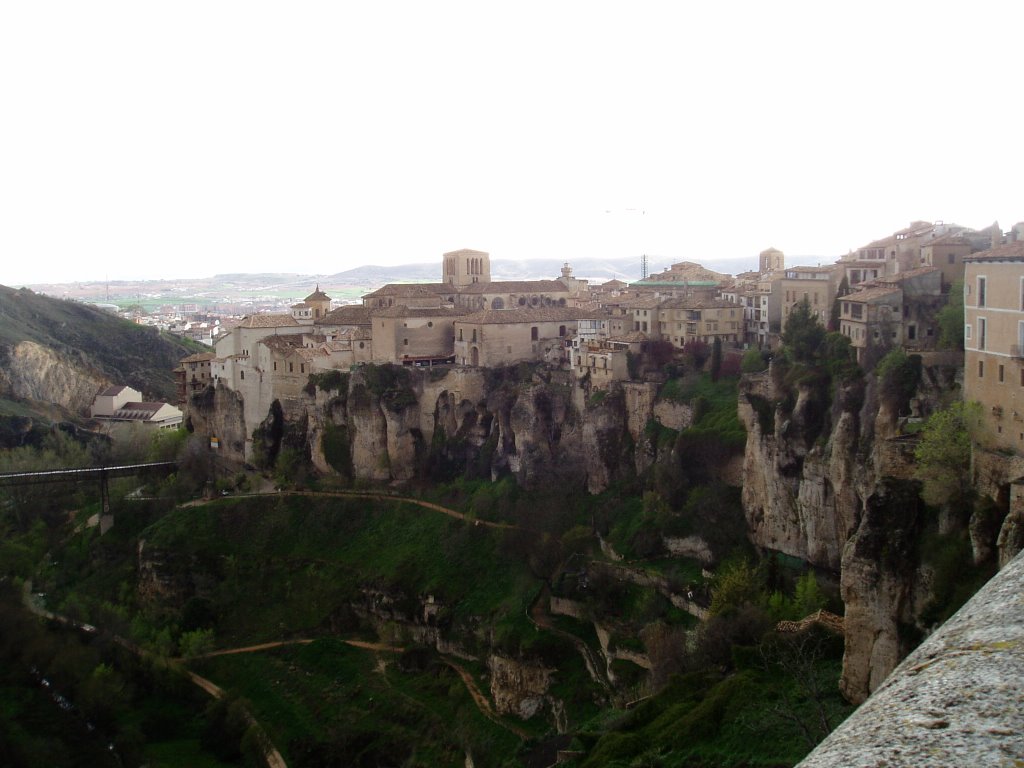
99,469 -> 114,535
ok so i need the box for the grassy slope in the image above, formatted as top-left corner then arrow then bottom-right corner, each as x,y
0,283 -> 203,403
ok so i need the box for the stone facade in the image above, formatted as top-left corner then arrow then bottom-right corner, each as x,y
964,243 -> 1024,454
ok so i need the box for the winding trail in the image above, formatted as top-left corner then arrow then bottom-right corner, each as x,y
188,637 -> 529,739
182,488 -> 518,530
442,660 -> 531,740
21,581 -> 288,768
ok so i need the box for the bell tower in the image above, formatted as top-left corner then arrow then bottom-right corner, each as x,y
443,249 -> 490,287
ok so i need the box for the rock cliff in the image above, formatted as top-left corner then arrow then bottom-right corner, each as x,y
188,365 -> 701,495
738,362 -> 981,704
0,340 -> 110,414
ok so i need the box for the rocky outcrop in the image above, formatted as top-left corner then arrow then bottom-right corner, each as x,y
0,340 -> 110,414
197,365 -> 728,494
136,538 -> 216,606
185,382 -> 248,458
487,654 -> 554,720
739,364 -> 961,704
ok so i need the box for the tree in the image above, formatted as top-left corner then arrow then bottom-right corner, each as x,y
741,347 -> 768,373
914,401 -> 984,510
781,299 -> 825,364
829,276 -> 850,332
710,337 -> 723,382
875,348 -> 921,414
937,280 -> 965,349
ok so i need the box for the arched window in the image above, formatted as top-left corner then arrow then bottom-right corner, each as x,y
491,297 -> 504,309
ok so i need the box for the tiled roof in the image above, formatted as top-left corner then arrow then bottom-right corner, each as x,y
258,334 -> 306,351
457,280 -> 569,294
100,385 -> 129,396
363,283 -> 447,298
239,313 -> 300,328
845,286 -> 902,303
620,296 -> 664,310
609,331 -> 651,343
371,306 -> 470,319
658,297 -> 736,310
456,307 -> 593,325
964,241 -> 1024,262
180,352 -> 215,363
874,266 -> 941,283
112,401 -> 178,420
322,305 -> 372,325
924,234 -> 971,248
290,301 -> 311,309
304,286 -> 331,302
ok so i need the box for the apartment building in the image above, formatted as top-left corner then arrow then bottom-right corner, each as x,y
657,297 -> 742,347
964,242 -> 1024,453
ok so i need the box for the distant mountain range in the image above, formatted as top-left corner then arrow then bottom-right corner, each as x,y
319,255 -> 762,285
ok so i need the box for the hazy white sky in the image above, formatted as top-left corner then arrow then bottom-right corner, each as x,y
1,1 -> 1019,286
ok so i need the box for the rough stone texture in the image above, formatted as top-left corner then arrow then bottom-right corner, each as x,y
662,534 -> 714,565
487,654 -> 553,719
0,340 -> 109,414
798,550 -> 1024,767
185,382 -> 247,459
652,399 -> 693,432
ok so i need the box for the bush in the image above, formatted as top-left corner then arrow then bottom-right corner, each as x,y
741,347 -> 768,373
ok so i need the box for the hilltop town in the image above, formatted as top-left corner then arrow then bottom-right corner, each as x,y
176,220 -> 1024,460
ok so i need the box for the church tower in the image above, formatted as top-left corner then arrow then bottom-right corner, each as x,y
443,249 -> 490,288
759,247 -> 785,275
303,285 -> 332,319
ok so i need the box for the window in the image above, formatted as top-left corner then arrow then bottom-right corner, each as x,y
948,253 -> 956,265
978,277 -> 987,307
273,362 -> 277,371
978,360 -> 984,378
965,324 -> 972,340
240,370 -> 245,380
999,364 -> 1004,383
403,338 -> 409,346
531,327 -> 539,341
978,318 -> 987,350
289,363 -> 293,372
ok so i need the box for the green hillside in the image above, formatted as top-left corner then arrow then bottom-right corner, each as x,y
0,284 -> 203,404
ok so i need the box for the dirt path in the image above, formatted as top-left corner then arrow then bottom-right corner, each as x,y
442,660 -> 530,740
192,637 -> 403,660
184,489 -> 517,530
529,584 -> 611,693
22,582 -> 290,768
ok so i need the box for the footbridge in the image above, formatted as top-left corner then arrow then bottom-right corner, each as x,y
0,461 -> 177,518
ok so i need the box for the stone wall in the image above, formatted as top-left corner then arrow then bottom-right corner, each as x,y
798,550 -> 1024,767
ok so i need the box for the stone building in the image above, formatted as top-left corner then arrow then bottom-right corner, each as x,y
174,351 -> 215,405
838,286 -> 903,362
370,306 -> 467,365
453,307 -> 589,367
656,297 -> 743,347
964,242 -> 1024,453
570,338 -> 631,391
289,285 -> 333,323
921,234 -> 975,290
90,385 -> 183,431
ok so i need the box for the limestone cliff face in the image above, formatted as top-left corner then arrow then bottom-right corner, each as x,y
739,373 -> 865,572
195,365 -> 712,494
185,382 -> 248,458
738,364 -> 969,704
0,340 -> 110,414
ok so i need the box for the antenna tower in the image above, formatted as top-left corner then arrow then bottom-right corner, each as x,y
641,253 -> 649,280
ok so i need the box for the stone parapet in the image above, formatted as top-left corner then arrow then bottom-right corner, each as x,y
798,550 -> 1024,767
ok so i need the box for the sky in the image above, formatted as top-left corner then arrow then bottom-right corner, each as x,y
1,1 -> 1020,286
